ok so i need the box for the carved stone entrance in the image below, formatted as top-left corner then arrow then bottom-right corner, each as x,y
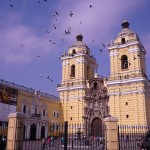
83,77 -> 109,137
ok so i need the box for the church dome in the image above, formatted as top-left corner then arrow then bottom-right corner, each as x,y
68,34 -> 90,54
111,20 -> 140,45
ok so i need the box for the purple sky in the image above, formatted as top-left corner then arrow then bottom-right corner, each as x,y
0,0 -> 150,96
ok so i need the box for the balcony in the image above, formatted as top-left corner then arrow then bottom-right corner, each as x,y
31,113 -> 41,118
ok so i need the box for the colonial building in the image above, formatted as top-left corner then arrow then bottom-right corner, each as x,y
0,79 -> 62,139
107,20 -> 150,125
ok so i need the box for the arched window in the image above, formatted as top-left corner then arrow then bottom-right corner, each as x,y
87,66 -> 89,79
72,49 -> 76,54
121,55 -> 128,69
94,82 -> 97,90
43,109 -> 45,116
23,105 -> 26,113
121,38 -> 126,44
70,65 -> 75,77
30,123 -> 36,140
41,126 -> 45,139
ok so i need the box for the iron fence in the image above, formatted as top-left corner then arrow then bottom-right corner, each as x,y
0,125 -> 8,150
19,121 -> 106,150
118,125 -> 150,150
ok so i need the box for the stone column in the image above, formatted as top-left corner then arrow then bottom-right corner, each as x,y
6,112 -> 25,150
104,116 -> 118,150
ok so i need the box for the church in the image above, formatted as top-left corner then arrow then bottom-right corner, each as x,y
0,20 -> 150,131
57,20 -> 150,126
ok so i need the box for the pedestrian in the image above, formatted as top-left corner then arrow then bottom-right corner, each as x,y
137,140 -> 140,150
97,140 -> 104,150
61,137 -> 64,144
47,137 -> 51,147
42,138 -> 45,150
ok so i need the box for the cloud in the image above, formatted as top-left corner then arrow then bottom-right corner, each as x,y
0,12 -> 52,64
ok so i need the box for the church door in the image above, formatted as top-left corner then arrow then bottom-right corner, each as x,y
91,117 -> 103,137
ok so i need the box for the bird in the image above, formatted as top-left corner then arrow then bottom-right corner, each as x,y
92,40 -> 95,42
58,56 -> 61,59
50,79 -> 53,82
40,74 -> 42,78
47,76 -> 49,79
49,39 -> 52,43
102,43 -> 105,48
80,21 -> 82,24
21,44 -> 24,47
38,1 -> 40,3
44,0 -> 47,1
55,11 -> 59,15
37,55 -> 40,58
52,14 -> 55,17
89,5 -> 93,8
46,30 -> 50,33
52,42 -> 55,44
10,4 -> 14,7
100,49 -> 103,52
62,38 -> 64,42
53,25 -> 56,30
70,11 -> 73,17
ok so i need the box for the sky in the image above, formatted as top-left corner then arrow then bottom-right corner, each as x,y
0,0 -> 150,96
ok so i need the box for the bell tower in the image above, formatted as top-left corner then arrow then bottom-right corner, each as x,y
57,34 -> 97,124
107,20 -> 150,125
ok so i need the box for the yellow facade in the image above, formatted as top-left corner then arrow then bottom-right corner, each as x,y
57,34 -> 97,124
107,20 -> 150,125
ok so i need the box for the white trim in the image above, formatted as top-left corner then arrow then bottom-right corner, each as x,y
108,41 -> 139,50
107,77 -> 145,85
109,89 -> 144,96
57,85 -> 86,91
128,48 -> 140,53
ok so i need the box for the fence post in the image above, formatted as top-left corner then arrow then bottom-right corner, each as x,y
104,116 -> 119,150
64,121 -> 68,150
6,112 -> 25,150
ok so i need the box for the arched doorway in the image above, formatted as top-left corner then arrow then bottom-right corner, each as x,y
91,117 -> 103,137
41,126 -> 45,139
30,123 -> 36,140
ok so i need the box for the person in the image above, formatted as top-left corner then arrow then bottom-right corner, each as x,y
61,136 -> 64,144
97,140 -> 104,150
47,137 -> 51,147
42,138 -> 46,150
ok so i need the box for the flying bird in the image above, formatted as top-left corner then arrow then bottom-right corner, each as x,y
21,44 -> 24,47
40,74 -> 42,78
10,4 -> 14,7
55,11 -> 59,15
46,30 -> 50,33
100,49 -> 103,52
102,43 -> 105,48
70,11 -> 73,17
50,79 -> 53,82
89,5 -> 93,8
53,25 -> 56,29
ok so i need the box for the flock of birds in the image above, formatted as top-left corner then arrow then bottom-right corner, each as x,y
8,1 -> 150,83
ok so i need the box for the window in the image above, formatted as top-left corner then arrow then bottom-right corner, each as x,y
87,66 -> 89,79
70,117 -> 72,120
71,106 -> 73,109
126,102 -> 128,105
43,109 -> 45,116
23,105 -> 26,113
121,38 -> 126,44
57,113 -> 59,118
70,65 -> 75,77
94,82 -> 98,90
126,115 -> 129,118
121,55 -> 128,69
54,112 -> 55,117
35,108 -> 37,114
72,49 -> 76,54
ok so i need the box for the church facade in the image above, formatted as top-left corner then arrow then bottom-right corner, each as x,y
57,20 -> 150,126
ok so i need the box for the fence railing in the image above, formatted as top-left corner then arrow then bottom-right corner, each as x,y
19,122 -> 106,150
0,125 -> 8,150
118,125 -> 150,150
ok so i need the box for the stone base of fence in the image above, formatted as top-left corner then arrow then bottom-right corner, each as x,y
104,116 -> 118,150
6,112 -> 25,150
